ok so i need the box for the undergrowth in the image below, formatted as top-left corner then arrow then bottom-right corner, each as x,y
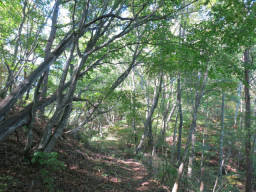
31,151 -> 65,192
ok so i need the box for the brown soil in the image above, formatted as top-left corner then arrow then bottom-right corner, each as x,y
0,125 -> 170,192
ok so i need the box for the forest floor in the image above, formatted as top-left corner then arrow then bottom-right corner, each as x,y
0,117 -> 250,192
0,122 -> 170,192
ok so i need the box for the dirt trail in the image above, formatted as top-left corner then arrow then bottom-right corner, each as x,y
0,129 -> 170,192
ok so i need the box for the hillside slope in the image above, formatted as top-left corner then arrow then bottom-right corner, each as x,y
0,126 -> 169,192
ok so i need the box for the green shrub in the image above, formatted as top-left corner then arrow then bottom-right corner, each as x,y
156,161 -> 177,186
31,151 -> 65,192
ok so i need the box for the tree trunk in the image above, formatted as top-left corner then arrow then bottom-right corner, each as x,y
24,76 -> 44,152
187,72 -> 207,181
38,41 -> 75,150
136,73 -> 163,153
219,92 -> 225,185
43,104 -> 72,152
0,32 -> 74,119
199,112 -> 206,192
0,0 -> 28,98
244,49 -> 252,192
40,0 -> 61,116
40,29 -> 144,151
0,94 -> 57,141
161,77 -> 176,138
213,91 -> 225,191
171,112 -> 178,163
234,83 -> 242,126
176,74 -> 183,162
172,71 -> 208,192
131,69 -> 138,144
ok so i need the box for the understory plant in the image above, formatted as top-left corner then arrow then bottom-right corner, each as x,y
31,151 -> 65,191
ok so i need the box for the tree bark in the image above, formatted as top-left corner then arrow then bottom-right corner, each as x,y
161,77 -> 176,138
0,0 -> 28,98
187,72 -> 207,181
219,92 -> 225,185
244,49 -> 252,192
234,83 -> 242,126
0,32 -> 74,119
172,71 -> 208,192
43,103 -> 72,152
0,94 -> 57,141
213,91 -> 225,192
24,75 -> 44,152
0,3 -> 128,119
136,73 -> 163,153
199,111 -> 206,192
0,0 -> 188,121
40,0 -> 61,116
176,74 -> 183,162
131,69 -> 138,144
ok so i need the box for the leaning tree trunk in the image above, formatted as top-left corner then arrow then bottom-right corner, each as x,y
38,41 -> 75,150
39,37 -> 87,151
40,32 -> 144,151
24,76 -> 44,152
40,0 -> 61,116
0,0 -> 137,120
0,0 -> 28,98
39,61 -> 80,151
43,103 -> 72,152
0,51 -> 120,142
0,32 -> 74,120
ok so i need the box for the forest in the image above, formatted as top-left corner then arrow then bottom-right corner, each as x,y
0,0 -> 256,191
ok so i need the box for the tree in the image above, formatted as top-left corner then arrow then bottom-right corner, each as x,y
0,0 -> 193,146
